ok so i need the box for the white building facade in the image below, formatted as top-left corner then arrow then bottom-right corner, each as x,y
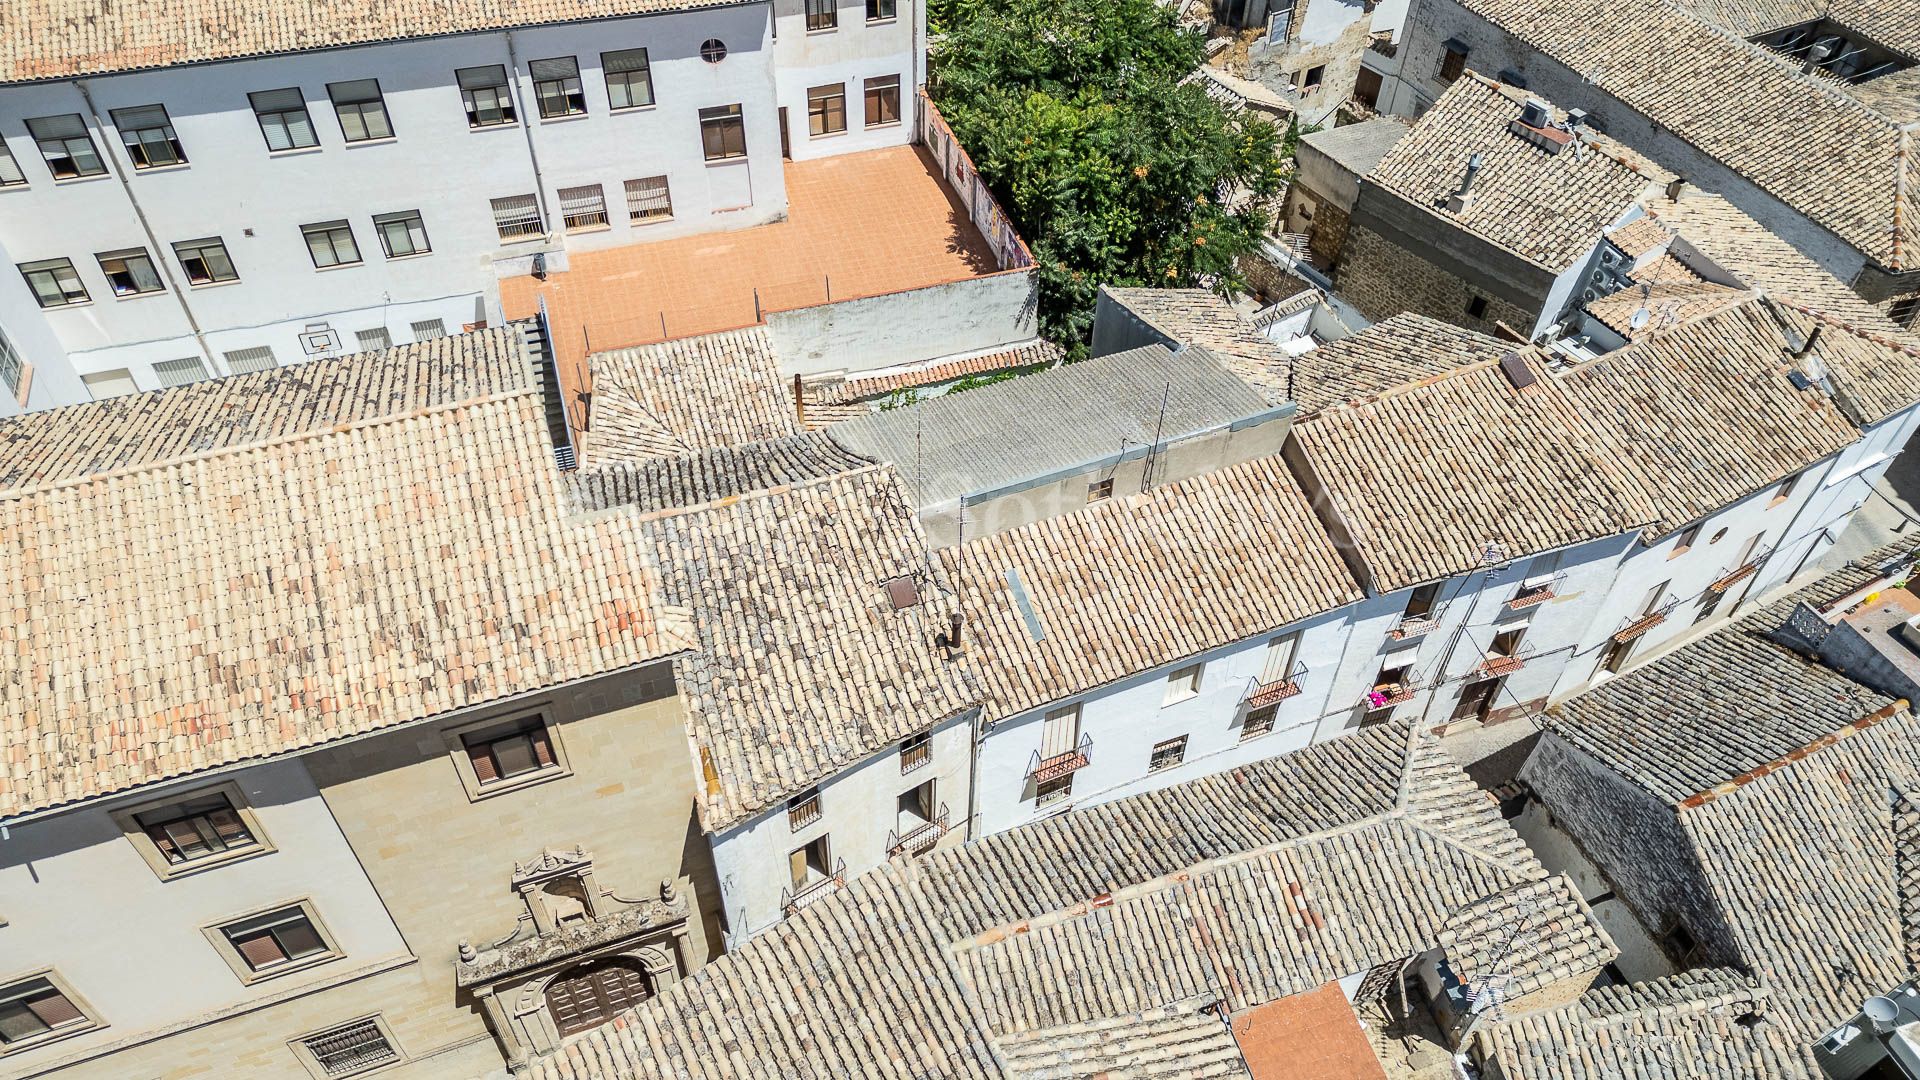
0,0 -> 919,413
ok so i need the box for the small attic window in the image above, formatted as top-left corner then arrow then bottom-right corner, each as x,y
884,576 -> 921,611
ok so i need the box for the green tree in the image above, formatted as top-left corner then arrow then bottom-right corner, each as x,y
931,0 -> 1286,350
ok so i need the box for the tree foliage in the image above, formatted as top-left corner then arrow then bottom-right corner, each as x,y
930,0 -> 1287,350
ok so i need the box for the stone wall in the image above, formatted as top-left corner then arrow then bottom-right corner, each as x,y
1336,222 -> 1533,333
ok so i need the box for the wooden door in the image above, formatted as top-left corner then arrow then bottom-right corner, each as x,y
1452,678 -> 1502,723
546,958 -> 654,1037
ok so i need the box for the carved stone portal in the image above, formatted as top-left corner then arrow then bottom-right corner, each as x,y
457,846 -> 693,1067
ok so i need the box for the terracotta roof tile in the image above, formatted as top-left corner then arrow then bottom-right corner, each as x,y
582,327 -> 797,466
1099,287 -> 1294,401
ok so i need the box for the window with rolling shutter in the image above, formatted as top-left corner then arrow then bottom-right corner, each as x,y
26,114 -> 106,178
249,88 -> 317,151
18,258 -> 88,307
699,104 -> 746,160
327,79 -> 392,142
110,104 -> 187,168
602,49 -> 654,110
217,904 -> 336,980
0,975 -> 97,1048
457,65 -> 517,127
224,346 -> 277,374
863,75 -> 900,127
625,176 -> 672,222
410,319 -> 447,341
558,184 -> 609,231
491,194 -> 544,240
134,791 -> 258,865
530,57 -> 585,118
0,140 -> 25,186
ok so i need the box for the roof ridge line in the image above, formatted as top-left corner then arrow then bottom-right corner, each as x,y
622,458 -> 893,526
0,386 -> 539,503
1772,297 -> 1920,357
1396,733 -> 1546,880
1676,699 -> 1910,810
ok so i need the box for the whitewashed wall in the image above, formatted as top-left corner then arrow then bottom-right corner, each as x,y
770,0 -> 918,160
708,710 -> 972,946
0,758 -> 408,1073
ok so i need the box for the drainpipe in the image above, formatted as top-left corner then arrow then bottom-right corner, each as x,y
76,79 -> 217,369
502,32 -> 556,232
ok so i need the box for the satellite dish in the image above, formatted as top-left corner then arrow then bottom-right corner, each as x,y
1865,996 -> 1901,1033
1630,308 -> 1652,331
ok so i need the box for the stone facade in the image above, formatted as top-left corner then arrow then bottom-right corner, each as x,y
1337,222 -> 1533,333
1243,0 -> 1378,126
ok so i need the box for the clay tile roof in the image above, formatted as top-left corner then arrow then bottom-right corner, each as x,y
0,343 -> 693,821
563,432 -> 873,515
1367,75 -> 1670,271
944,454 -> 1363,723
527,725 -> 1611,1080
0,0 -> 734,84
1470,969 -> 1812,1078
0,327 -> 533,491
1555,297 -> 1863,535
1290,349 -> 1650,594
1583,254 -> 1744,339
639,465 -> 980,832
828,344 -> 1275,511
1098,287 -> 1295,402
995,997 -> 1250,1078
1288,312 -> 1512,415
796,339 -> 1066,427
581,327 -> 798,466
1455,0 -> 1919,270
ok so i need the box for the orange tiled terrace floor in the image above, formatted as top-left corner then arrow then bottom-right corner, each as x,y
501,144 -> 1002,397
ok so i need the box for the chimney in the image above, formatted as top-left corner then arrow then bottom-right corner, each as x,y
1665,178 -> 1688,201
939,612 -> 966,659
1446,153 -> 1485,213
1793,324 -> 1823,360
1802,39 -> 1832,75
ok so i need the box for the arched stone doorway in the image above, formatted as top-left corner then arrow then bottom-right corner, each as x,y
544,956 -> 655,1037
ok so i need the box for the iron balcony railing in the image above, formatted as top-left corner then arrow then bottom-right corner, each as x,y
1507,574 -> 1565,611
1476,643 -> 1539,679
1029,735 -> 1093,783
1244,661 -> 1309,708
900,738 -> 933,774
886,803 -> 951,859
1389,606 -> 1445,640
787,792 -> 822,832
1613,600 -> 1682,644
1363,674 -> 1424,710
780,859 -> 847,918
1709,545 -> 1774,594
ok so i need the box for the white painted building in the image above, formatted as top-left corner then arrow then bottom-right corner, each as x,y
0,0 -> 920,414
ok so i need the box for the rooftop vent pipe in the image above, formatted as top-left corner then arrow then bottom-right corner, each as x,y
1446,153 -> 1485,213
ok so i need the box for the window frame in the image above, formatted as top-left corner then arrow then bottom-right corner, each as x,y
18,258 -> 89,308
327,79 -> 394,144
1242,704 -> 1278,741
0,328 -> 25,404
1438,42 -> 1469,83
1770,472 -> 1801,506
440,708 -> 572,801
457,65 -> 518,128
700,104 -> 747,161
530,56 -> 587,119
1148,735 -> 1187,772
173,236 -> 239,286
355,328 -> 393,352
204,899 -> 343,986
94,247 -> 166,298
110,104 -> 188,169
1035,773 -> 1073,808
110,779 -> 275,881
0,969 -> 103,1056
301,220 -> 362,269
289,1014 -> 405,1079
490,193 -> 545,242
25,114 -> 106,179
807,83 -> 848,137
153,356 -> 211,388
410,319 -> 447,341
806,0 -> 839,31
249,88 -> 320,152
1162,662 -> 1204,706
1087,477 -> 1115,503
864,74 -> 901,128
866,0 -> 896,20
602,49 -> 656,111
371,210 -> 430,259
625,175 -> 673,223
224,345 -> 278,374
558,183 -> 610,232
0,139 -> 26,186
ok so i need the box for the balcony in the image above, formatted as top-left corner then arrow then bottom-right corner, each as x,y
787,792 -> 822,831
1245,661 -> 1308,708
1612,605 -> 1674,644
1364,677 -> 1421,710
1507,576 -> 1562,610
1477,651 -> 1528,678
900,738 -> 933,775
780,861 -> 847,918
887,804 -> 950,859
1029,736 -> 1093,783
1389,614 -> 1440,640
1709,546 -> 1772,594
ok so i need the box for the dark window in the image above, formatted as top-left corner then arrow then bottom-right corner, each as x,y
603,49 -> 655,110
867,0 -> 896,18
1036,773 -> 1073,807
26,114 -> 105,178
806,0 -> 838,30
134,791 -> 256,865
864,74 -> 901,127
372,211 -> 430,258
1439,42 -> 1469,83
18,258 -> 88,307
462,717 -> 558,784
223,907 -> 330,972
787,786 -> 823,829
457,65 -> 517,127
900,730 -> 932,772
95,248 -> 164,296
111,104 -> 187,168
1301,65 -> 1325,91
700,104 -> 747,160
1087,477 -> 1114,503
1242,704 -> 1277,740
1466,295 -> 1489,318
174,237 -> 238,285
531,57 -> 586,118
328,79 -> 393,142
249,88 -> 318,151
1405,582 -> 1441,618
808,83 -> 847,136
1148,736 -> 1187,772
301,220 -> 361,268
0,978 -> 91,1047
1892,295 -> 1920,329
